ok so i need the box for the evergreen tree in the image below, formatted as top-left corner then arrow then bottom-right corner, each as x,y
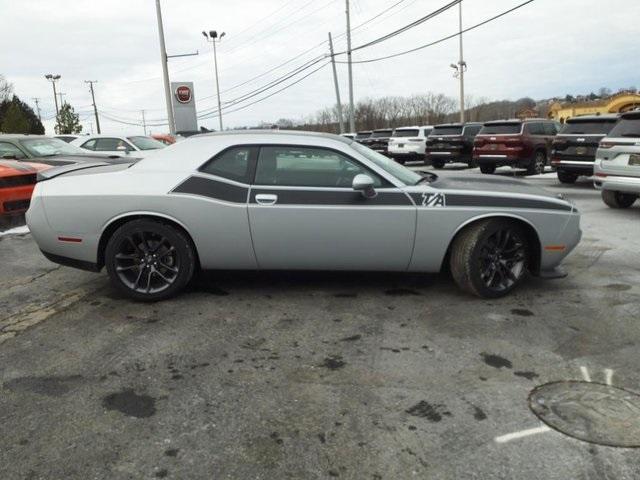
0,95 -> 44,134
0,101 -> 30,133
55,103 -> 83,134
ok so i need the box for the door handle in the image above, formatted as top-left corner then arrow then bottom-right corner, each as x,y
255,194 -> 278,206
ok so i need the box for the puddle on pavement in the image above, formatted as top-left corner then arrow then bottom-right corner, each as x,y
529,381 -> 640,448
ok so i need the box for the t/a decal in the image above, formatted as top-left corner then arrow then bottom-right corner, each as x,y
421,192 -> 446,208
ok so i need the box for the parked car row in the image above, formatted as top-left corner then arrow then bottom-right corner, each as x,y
0,133 -> 168,217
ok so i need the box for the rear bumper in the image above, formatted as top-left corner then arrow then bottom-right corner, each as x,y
0,185 -> 35,215
474,154 -> 522,166
426,151 -> 468,163
41,250 -> 101,272
594,174 -> 640,194
551,159 -> 594,175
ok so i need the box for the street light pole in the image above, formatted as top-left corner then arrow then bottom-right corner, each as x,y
346,0 -> 356,133
203,30 -> 225,131
328,32 -> 345,134
45,74 -> 61,132
155,0 -> 176,135
457,0 -> 466,123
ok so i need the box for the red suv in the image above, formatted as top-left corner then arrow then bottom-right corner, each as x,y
473,119 -> 560,175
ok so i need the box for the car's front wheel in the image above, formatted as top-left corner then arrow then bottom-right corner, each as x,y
601,190 -> 638,209
450,219 -> 529,298
105,219 -> 196,301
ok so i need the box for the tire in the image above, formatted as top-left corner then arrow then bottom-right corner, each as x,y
480,164 -> 496,174
432,159 -> 445,169
602,190 -> 638,209
105,219 -> 196,301
450,219 -> 529,298
527,151 -> 546,176
467,159 -> 477,169
557,170 -> 578,184
394,157 -> 406,165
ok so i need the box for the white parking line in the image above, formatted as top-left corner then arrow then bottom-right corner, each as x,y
580,366 -> 591,382
604,368 -> 614,386
494,425 -> 551,443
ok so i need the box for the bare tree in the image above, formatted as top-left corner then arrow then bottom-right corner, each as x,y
0,74 -> 13,101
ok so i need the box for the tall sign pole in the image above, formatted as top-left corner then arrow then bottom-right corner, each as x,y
328,32 -> 345,134
458,0 -> 466,123
346,0 -> 355,133
155,0 -> 176,134
85,80 -> 101,134
32,98 -> 41,121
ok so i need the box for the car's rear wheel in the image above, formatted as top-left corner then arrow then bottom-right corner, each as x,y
527,151 -> 546,176
432,159 -> 445,169
394,157 -> 406,165
450,219 -> 529,298
105,219 -> 195,301
602,190 -> 638,209
480,164 -> 496,174
557,170 -> 578,184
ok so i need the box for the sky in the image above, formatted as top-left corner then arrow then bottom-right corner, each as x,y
1,0 -> 639,135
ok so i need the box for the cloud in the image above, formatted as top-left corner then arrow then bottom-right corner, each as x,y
2,0 -> 638,134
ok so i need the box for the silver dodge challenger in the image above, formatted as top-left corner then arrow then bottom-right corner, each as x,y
26,131 -> 581,301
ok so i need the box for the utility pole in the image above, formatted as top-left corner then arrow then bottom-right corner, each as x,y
32,98 -> 41,121
155,0 -> 176,134
203,30 -> 225,131
345,0 -> 355,133
328,32 -> 345,134
57,92 -> 66,106
85,80 -> 101,134
457,0 -> 466,123
141,110 -> 147,135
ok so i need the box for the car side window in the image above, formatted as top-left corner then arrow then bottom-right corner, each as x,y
81,139 -> 97,151
542,122 -> 557,136
199,146 -> 256,184
255,146 -> 385,188
0,142 -> 26,159
94,138 -> 132,152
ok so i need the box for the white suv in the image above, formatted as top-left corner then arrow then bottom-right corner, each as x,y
387,126 -> 433,164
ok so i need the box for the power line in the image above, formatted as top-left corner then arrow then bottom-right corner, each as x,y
337,0 -> 535,64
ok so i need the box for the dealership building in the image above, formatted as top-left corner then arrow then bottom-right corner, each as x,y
548,92 -> 640,123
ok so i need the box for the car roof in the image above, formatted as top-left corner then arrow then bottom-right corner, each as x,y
434,123 -> 463,128
620,111 -> 640,120
567,114 -> 619,122
197,129 -> 353,145
0,134 -> 47,140
356,130 -> 372,134
483,118 -> 551,125
373,128 -> 393,132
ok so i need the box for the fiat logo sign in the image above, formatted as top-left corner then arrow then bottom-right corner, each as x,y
175,85 -> 192,104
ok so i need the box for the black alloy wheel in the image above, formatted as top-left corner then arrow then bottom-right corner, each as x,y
450,219 -> 529,298
105,219 -> 195,301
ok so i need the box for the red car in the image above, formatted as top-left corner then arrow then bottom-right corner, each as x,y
0,160 -> 51,216
473,119 -> 561,175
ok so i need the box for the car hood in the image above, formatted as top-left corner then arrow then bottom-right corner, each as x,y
0,160 -> 52,177
426,171 -> 561,200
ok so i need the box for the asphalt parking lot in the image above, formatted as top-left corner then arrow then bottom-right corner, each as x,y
1,168 -> 639,480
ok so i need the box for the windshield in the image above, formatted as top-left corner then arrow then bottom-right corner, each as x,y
431,126 -> 463,136
19,138 -> 88,157
561,120 -> 617,135
371,130 -> 393,138
479,123 -> 522,135
393,129 -> 419,138
351,142 -> 421,186
607,118 -> 640,138
127,136 -> 167,151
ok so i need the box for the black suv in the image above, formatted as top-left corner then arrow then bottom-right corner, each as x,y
425,123 -> 483,168
364,129 -> 394,156
551,114 -> 619,183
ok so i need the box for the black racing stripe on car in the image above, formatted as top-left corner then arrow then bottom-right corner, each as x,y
251,189 -> 413,206
172,176 -> 248,203
409,193 -> 572,211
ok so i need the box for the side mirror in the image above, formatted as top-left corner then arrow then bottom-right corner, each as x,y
116,145 -> 129,154
352,174 -> 377,199
2,153 -> 18,160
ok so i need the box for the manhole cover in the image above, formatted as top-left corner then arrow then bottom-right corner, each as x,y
529,381 -> 640,448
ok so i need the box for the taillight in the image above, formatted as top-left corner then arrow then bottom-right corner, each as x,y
599,142 -> 614,149
474,137 -> 486,147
